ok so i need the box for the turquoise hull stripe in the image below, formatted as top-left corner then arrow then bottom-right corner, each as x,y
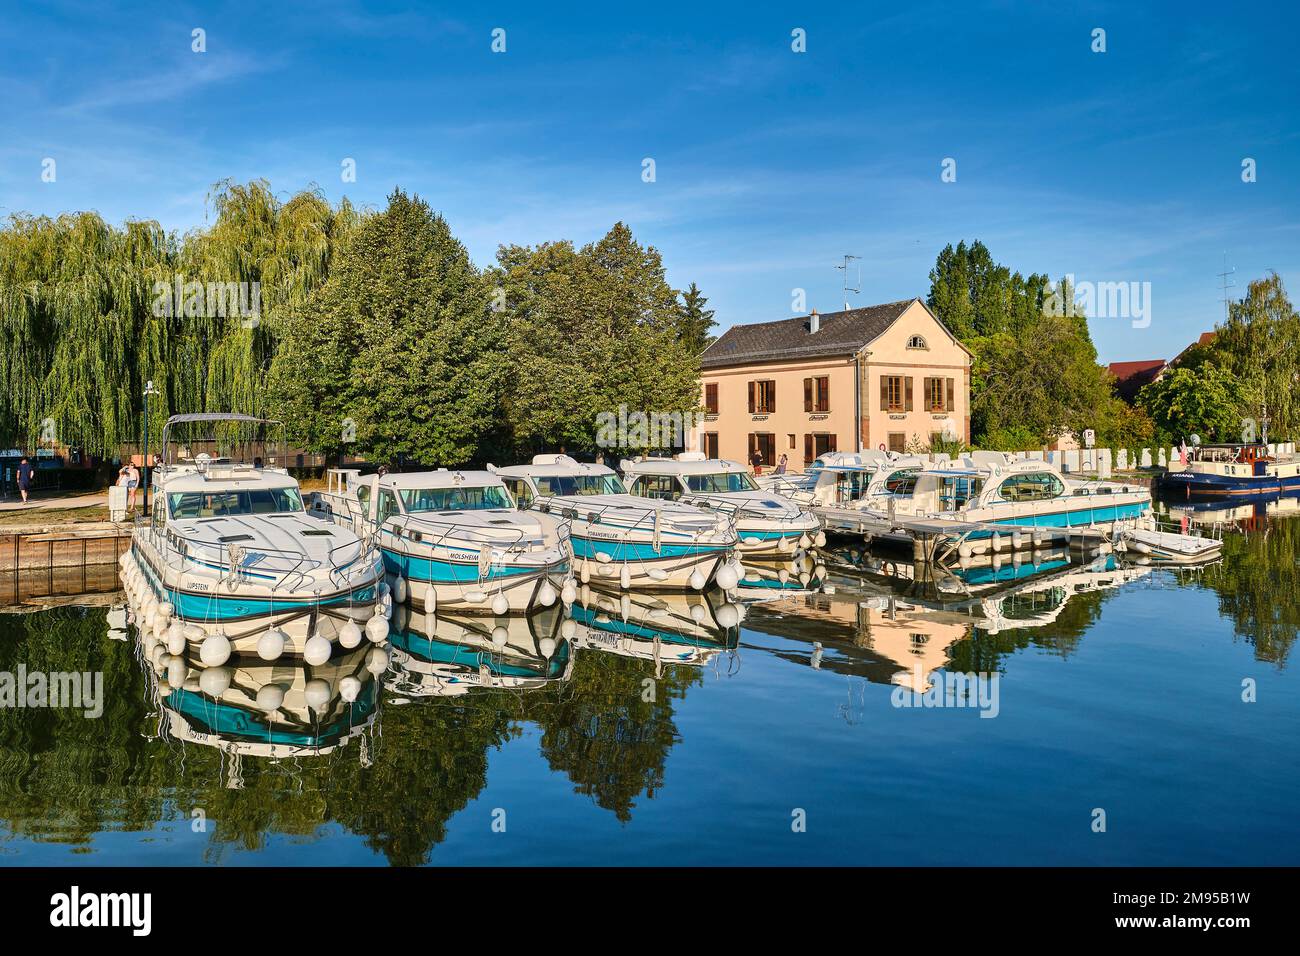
139,556 -> 377,621
961,501 -> 1150,538
381,548 -> 564,585
958,556 -> 1071,584
169,686 -> 377,745
736,529 -> 806,541
390,629 -> 570,679
570,535 -> 727,562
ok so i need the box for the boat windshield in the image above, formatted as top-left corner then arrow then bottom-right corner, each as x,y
534,474 -> 627,496
400,485 -> 513,512
685,472 -> 757,493
169,487 -> 303,519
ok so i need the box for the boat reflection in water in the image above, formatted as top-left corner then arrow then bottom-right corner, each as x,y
138,630 -> 382,769
733,555 -> 826,598
567,584 -> 740,672
751,550 -> 1166,690
1162,491 -> 1300,533
385,602 -> 574,698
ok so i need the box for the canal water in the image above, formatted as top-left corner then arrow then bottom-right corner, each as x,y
1,500 -> 1297,866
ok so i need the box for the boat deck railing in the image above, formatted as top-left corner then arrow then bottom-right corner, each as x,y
529,496 -> 731,546
389,510 -> 560,558
677,493 -> 816,530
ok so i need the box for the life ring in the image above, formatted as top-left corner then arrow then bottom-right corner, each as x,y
878,443 -> 887,452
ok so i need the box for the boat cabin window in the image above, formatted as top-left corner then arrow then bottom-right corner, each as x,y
378,489 -> 401,523
533,474 -> 626,497
501,478 -> 534,508
684,472 -> 757,493
996,472 -> 1065,502
399,485 -> 513,512
628,474 -> 680,500
834,470 -> 871,503
935,475 -> 984,511
168,487 -> 303,519
884,468 -> 919,494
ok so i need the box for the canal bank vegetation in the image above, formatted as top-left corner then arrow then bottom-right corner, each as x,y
928,243 -> 1300,451
1136,273 -> 1300,443
0,182 -> 711,466
927,240 -> 1156,452
0,181 -> 361,457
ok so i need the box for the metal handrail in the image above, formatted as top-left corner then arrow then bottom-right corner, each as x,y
530,495 -> 734,541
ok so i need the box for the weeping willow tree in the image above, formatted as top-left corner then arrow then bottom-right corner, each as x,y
0,181 -> 363,457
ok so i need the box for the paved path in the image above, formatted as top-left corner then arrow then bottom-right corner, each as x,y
0,492 -> 107,513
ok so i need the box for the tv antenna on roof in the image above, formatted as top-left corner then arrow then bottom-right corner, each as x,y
1217,252 -> 1236,324
836,255 -> 861,312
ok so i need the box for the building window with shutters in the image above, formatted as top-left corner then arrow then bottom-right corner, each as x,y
748,379 -> 777,414
704,382 -> 719,414
924,377 -> 944,412
704,432 -> 719,458
749,432 -> 775,465
881,375 -> 911,412
803,375 -> 830,412
888,432 -> 906,452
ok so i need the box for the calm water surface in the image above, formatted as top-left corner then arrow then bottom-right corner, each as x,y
2,501 -> 1298,865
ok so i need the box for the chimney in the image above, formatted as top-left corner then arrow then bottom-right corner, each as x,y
809,308 -> 820,334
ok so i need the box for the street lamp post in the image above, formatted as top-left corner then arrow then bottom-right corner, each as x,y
143,380 -> 158,516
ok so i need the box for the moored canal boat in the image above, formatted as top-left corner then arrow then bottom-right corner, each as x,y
314,468 -> 570,615
493,454 -> 741,591
124,414 -> 387,668
1157,442 -> 1300,498
620,453 -> 824,558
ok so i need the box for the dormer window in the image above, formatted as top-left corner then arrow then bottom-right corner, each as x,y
907,335 -> 928,350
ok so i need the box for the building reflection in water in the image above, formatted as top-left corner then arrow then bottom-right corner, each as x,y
748,552 -> 1161,691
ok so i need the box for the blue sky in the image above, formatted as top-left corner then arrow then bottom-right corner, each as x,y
2,0 -> 1297,363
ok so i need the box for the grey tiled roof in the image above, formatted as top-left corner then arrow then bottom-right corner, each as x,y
700,299 -> 918,368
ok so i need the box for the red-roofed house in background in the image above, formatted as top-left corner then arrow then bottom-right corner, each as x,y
1109,332 -> 1218,405
1108,359 -> 1168,403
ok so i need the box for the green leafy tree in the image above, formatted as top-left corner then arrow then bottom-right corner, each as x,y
1136,363 -> 1245,442
1205,272 -> 1300,439
928,242 -> 1135,449
0,180 -> 357,456
269,190 -> 506,465
492,223 -> 702,455
677,282 -> 716,355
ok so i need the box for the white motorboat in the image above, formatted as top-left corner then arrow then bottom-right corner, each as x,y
123,414 -> 387,668
795,450 -> 926,509
313,467 -> 570,615
870,452 -> 1152,535
494,454 -> 741,590
620,453 -> 824,558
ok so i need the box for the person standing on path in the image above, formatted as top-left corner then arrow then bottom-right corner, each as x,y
124,461 -> 140,513
16,457 -> 33,504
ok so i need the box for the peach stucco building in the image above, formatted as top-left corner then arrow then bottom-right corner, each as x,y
696,298 -> 971,466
